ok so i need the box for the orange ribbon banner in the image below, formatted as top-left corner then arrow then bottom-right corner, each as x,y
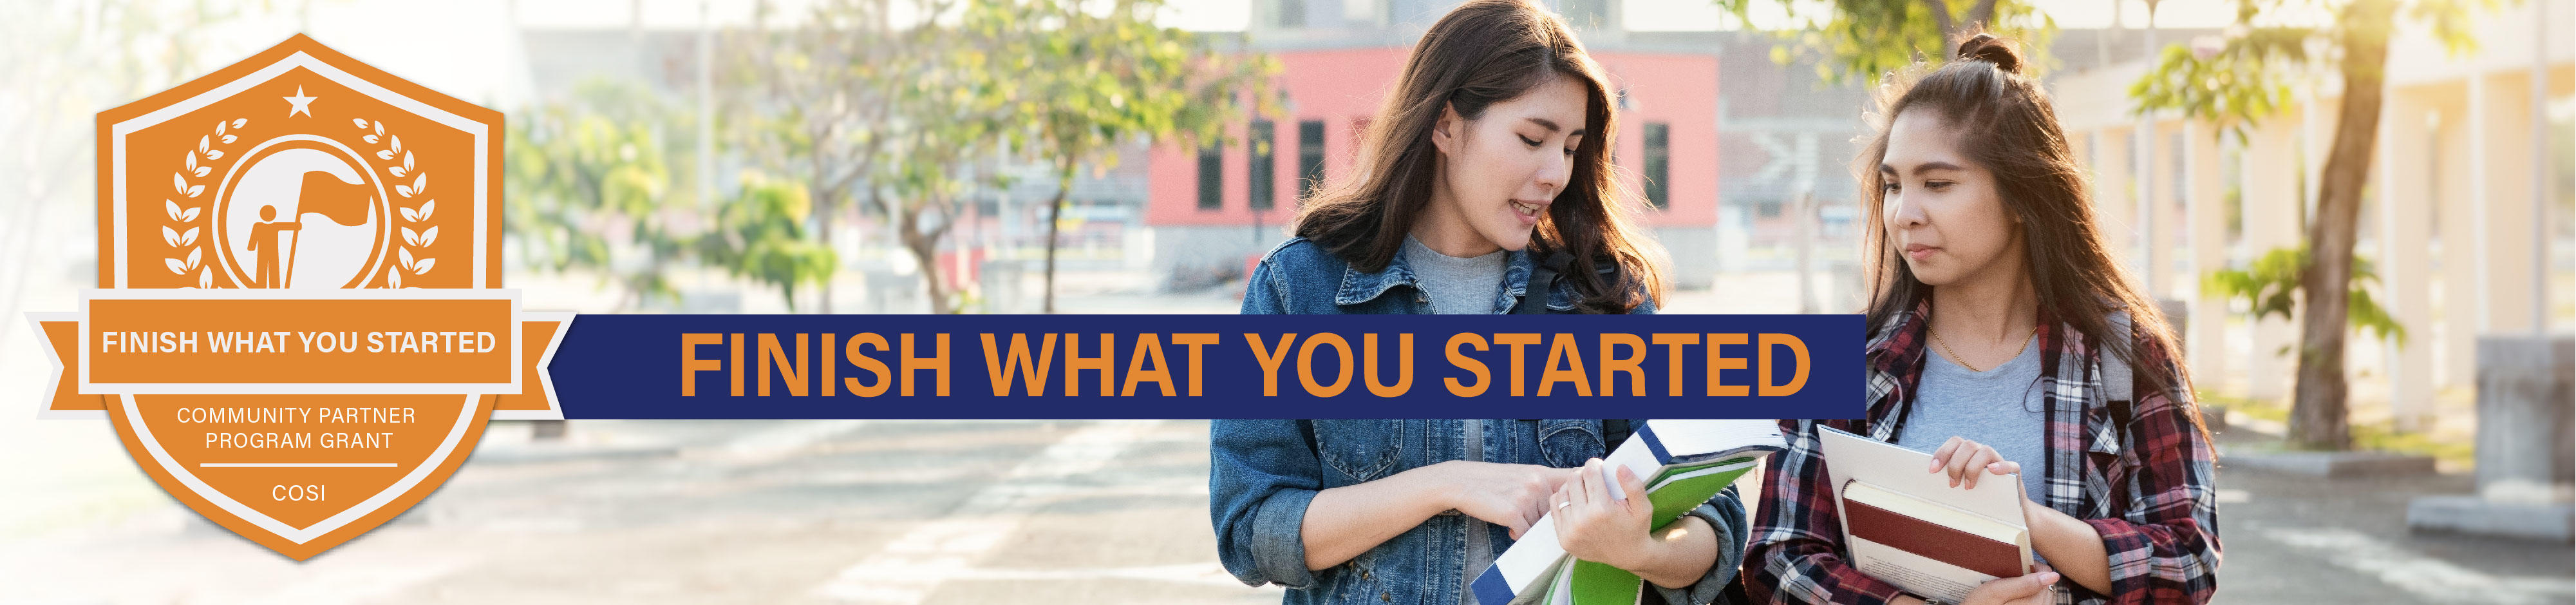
79,290 -> 522,394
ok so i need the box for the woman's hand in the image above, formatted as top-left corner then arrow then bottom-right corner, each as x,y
1927,437 -> 2049,535
1300,459 -> 1570,570
1550,458 -> 1657,571
1924,439 -> 2117,595
1928,436 -> 2016,490
1958,566 -> 2059,605
1427,460 -> 1574,540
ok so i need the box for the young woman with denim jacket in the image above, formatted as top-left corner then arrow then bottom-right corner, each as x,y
1210,2 -> 1746,604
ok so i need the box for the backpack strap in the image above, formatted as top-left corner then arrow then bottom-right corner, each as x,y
1601,418 -> 1633,450
2101,312 -> 2134,410
2096,312 -> 2139,445
1512,251 -> 1572,314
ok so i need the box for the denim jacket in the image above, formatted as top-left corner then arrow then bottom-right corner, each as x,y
1211,419 -> 1749,605
1240,236 -> 1657,314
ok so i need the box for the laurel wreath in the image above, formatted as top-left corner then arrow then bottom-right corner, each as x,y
161,117 -> 437,289
352,117 -> 436,288
165,119 -> 247,289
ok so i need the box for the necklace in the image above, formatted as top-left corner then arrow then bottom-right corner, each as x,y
1931,323 -> 2038,372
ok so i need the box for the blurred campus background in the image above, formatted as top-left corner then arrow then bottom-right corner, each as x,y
0,0 -> 2570,602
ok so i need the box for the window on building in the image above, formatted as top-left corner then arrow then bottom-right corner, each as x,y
1298,120 -> 1326,201
1197,143 -> 1222,210
1250,119 -> 1276,210
1642,122 -> 1671,209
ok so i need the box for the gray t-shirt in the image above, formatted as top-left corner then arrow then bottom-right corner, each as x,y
1402,236 -> 1507,314
1894,341 -> 2049,504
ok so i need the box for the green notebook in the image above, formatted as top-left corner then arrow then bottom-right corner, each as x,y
1474,420 -> 1786,605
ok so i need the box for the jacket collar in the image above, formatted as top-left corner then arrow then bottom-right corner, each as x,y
1332,244 -> 1536,311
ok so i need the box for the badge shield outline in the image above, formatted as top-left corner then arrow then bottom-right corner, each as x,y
85,34 -> 514,561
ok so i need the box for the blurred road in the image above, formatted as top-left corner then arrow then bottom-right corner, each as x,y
0,419 -> 2566,604
0,419 -> 1275,604
2206,429 -> 2574,605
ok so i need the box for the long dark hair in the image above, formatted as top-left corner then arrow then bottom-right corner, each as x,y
1292,0 -> 1665,312
1858,34 -> 2199,410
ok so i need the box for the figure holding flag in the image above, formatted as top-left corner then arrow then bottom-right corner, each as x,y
236,169 -> 374,288
246,204 -> 302,287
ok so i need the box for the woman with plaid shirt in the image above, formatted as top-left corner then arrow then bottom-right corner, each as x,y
1745,35 -> 2221,605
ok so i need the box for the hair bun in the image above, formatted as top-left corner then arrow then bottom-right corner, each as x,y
1955,34 -> 2024,74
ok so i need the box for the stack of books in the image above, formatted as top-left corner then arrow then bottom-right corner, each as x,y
1816,426 -> 2037,604
1471,419 -> 1787,605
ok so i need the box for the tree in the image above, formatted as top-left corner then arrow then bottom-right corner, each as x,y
505,80 -> 698,312
1710,0 -> 2056,83
2203,245 -> 2407,353
698,171 -> 838,311
966,0 -> 1277,313
870,35 -> 1013,315
2132,0 -> 2488,450
717,0 -> 916,313
720,0 -> 1274,314
722,0 -> 1021,314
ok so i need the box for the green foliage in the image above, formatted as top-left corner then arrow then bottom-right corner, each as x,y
2202,245 -> 2407,349
2130,0 -> 2494,130
2127,27 -> 2309,137
2134,0 -> 2500,450
717,0 -> 1274,314
504,79 -> 697,310
974,0 -> 1278,176
1712,0 -> 2058,84
698,171 -> 837,312
715,0 -> 928,312
507,1 -> 1273,314
964,0 -> 1279,311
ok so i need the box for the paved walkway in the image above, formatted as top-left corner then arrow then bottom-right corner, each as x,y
1,419 -> 2565,604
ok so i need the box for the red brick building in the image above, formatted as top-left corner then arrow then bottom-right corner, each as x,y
1143,8 -> 1724,289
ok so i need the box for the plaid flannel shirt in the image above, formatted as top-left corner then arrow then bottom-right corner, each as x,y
1745,298 -> 2221,605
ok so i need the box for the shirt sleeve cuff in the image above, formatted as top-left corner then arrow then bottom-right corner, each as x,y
1250,487 -> 1322,589
1650,499 -> 1749,605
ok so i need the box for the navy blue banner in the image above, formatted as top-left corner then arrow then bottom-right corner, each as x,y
545,314 -> 1865,419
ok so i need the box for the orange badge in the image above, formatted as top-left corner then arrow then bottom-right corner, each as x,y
24,35 -> 571,560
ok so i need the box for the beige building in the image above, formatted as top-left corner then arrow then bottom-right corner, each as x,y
2043,0 -> 2573,430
